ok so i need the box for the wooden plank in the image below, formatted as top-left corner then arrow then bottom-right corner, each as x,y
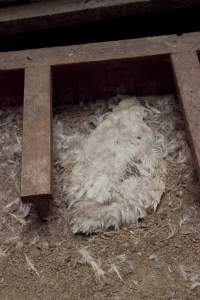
21,65 -> 52,214
171,51 -> 200,177
0,32 -> 200,71
0,0 -> 199,36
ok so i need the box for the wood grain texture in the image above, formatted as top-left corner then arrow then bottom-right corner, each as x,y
0,32 -> 200,71
21,65 -> 52,205
171,51 -> 200,176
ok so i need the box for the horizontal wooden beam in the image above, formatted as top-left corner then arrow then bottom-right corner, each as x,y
21,65 -> 52,214
0,32 -> 200,71
171,51 -> 200,177
0,0 -> 199,36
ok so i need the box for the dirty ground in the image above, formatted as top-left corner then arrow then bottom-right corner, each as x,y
0,95 -> 200,300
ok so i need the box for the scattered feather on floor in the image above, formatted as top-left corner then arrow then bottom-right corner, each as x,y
115,254 -> 134,271
109,263 -> 124,282
9,213 -> 26,226
78,247 -> 105,280
177,264 -> 200,290
167,222 -> 177,239
25,255 -> 40,278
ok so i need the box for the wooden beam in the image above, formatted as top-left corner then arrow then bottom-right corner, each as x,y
0,32 -> 200,71
171,51 -> 200,177
0,0 -> 199,36
21,65 -> 52,214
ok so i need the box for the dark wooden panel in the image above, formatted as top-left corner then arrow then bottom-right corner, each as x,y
0,69 -> 24,106
0,0 -> 199,36
52,55 -> 175,105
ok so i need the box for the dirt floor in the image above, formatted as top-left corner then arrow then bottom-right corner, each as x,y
0,95 -> 200,300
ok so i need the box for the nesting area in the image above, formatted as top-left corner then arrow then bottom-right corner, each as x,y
55,95 -> 191,234
0,94 -> 200,299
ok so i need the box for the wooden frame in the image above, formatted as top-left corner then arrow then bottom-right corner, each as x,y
0,31 -> 200,212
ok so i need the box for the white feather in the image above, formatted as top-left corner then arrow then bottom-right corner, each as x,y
79,247 -> 105,280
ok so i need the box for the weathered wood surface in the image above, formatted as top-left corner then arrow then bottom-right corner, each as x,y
21,65 -> 52,210
0,32 -> 200,71
171,52 -> 200,177
0,0 -> 199,35
0,31 -> 198,209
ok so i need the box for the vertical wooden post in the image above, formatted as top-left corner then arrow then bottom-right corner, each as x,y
21,65 -> 52,215
171,51 -> 200,177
